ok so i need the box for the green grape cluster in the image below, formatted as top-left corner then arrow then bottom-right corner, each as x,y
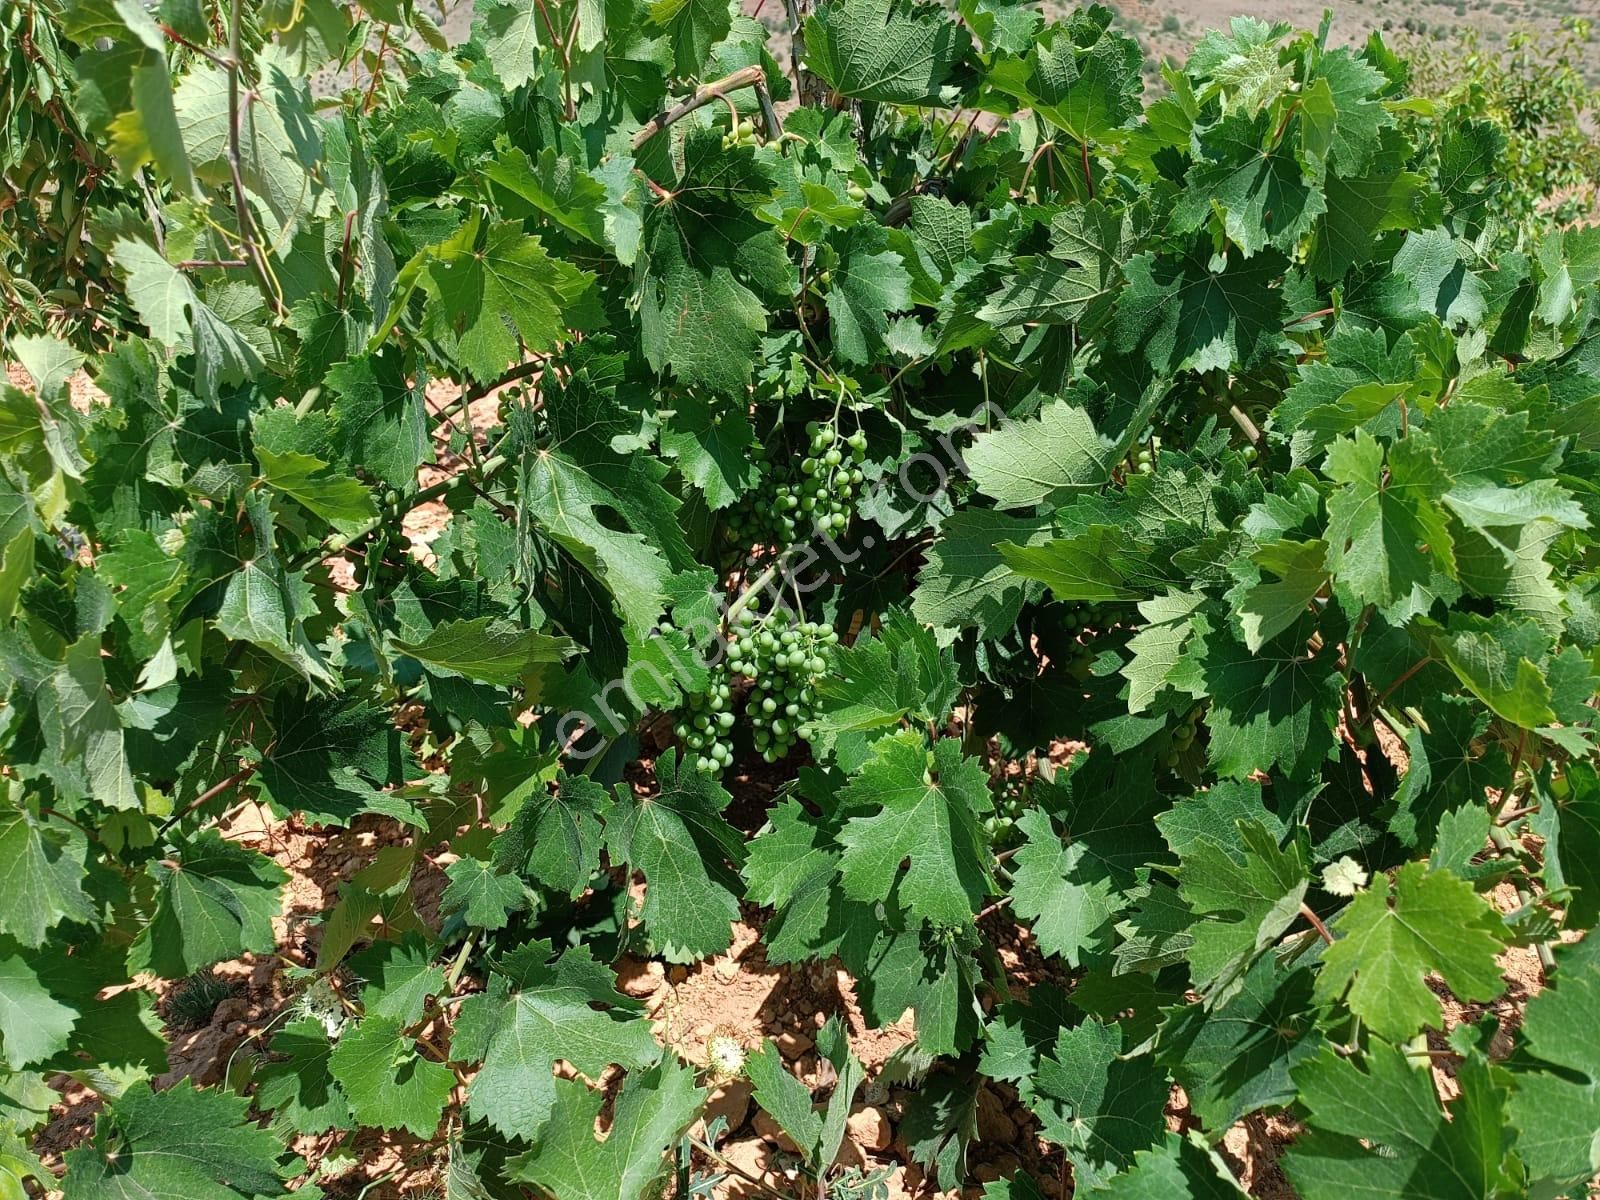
721,117 -> 759,149
1058,600 -> 1116,677
732,606 -> 837,763
1128,432 -> 1161,475
982,775 -> 1029,845
674,601 -> 839,775
674,674 -> 738,776
1162,704 -> 1206,769
724,421 -> 869,549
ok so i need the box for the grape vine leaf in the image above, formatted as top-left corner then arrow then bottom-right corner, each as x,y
1091,1132 -> 1249,1198
1172,110 -> 1327,256
649,0 -> 734,77
745,1017 -> 863,1170
1008,808 -> 1121,968
827,228 -> 914,365
0,1123 -> 45,1200
988,9 -> 1143,143
803,0 -> 969,104
349,936 -> 446,1025
1531,762 -> 1600,927
252,693 -> 395,825
0,804 -> 93,948
324,354 -> 431,490
505,1057 -> 704,1200
393,616 -> 575,685
474,0 -> 549,91
441,858 -> 528,931
1505,960 -> 1600,1183
604,750 -> 746,960
452,941 -> 660,1139
256,446 -> 379,531
1284,1044 -> 1510,1200
1175,819 -> 1309,1003
1115,244 -> 1288,374
483,145 -> 610,247
0,948 -> 76,1070
836,733 -> 994,928
491,771 -> 608,899
255,1017 -> 352,1136
657,393 -> 759,511
1158,954 -> 1321,1128
109,237 -> 262,393
743,798 -> 838,914
1307,141 -> 1427,279
128,830 -> 289,978
1235,539 -> 1330,652
382,212 -> 593,384
1028,1020 -> 1170,1186
1314,861 -> 1507,1041
60,1080 -> 286,1200
1191,611 -> 1341,781
519,440 -> 673,641
812,613 -> 961,760
911,510 -> 1051,641
1322,432 -> 1456,614
977,202 -> 1128,328
966,400 -> 1115,510
1393,228 -> 1487,327
1387,699 -> 1504,849
328,1015 -> 454,1137
1422,617 -> 1559,730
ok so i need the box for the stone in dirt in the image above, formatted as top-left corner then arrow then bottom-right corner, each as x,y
973,1154 -> 1022,1183
698,1079 -> 753,1141
751,1109 -> 800,1153
616,957 -> 664,998
774,1029 -> 814,1059
846,1104 -> 893,1151
717,1139 -> 779,1198
975,1087 -> 1017,1143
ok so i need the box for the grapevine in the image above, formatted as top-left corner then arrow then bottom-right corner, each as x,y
1,1 -> 1598,1197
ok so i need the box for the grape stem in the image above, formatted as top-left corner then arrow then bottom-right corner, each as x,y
1298,902 -> 1334,946
159,764 -> 258,834
975,895 -> 1013,921
1488,823 -> 1558,978
725,562 -> 782,626
631,66 -> 769,151
1227,403 -> 1262,446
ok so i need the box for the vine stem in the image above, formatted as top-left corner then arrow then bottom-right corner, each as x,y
1357,656 -> 1434,728
1227,403 -> 1262,446
724,561 -> 782,625
223,0 -> 284,318
631,66 -> 766,151
1017,140 -> 1057,198
1299,902 -> 1334,946
1488,823 -> 1558,978
159,764 -> 258,833
445,932 -> 478,991
976,895 -> 1013,922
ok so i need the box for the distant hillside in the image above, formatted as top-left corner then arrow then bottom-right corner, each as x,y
413,0 -> 1600,97
1110,0 -> 1600,87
